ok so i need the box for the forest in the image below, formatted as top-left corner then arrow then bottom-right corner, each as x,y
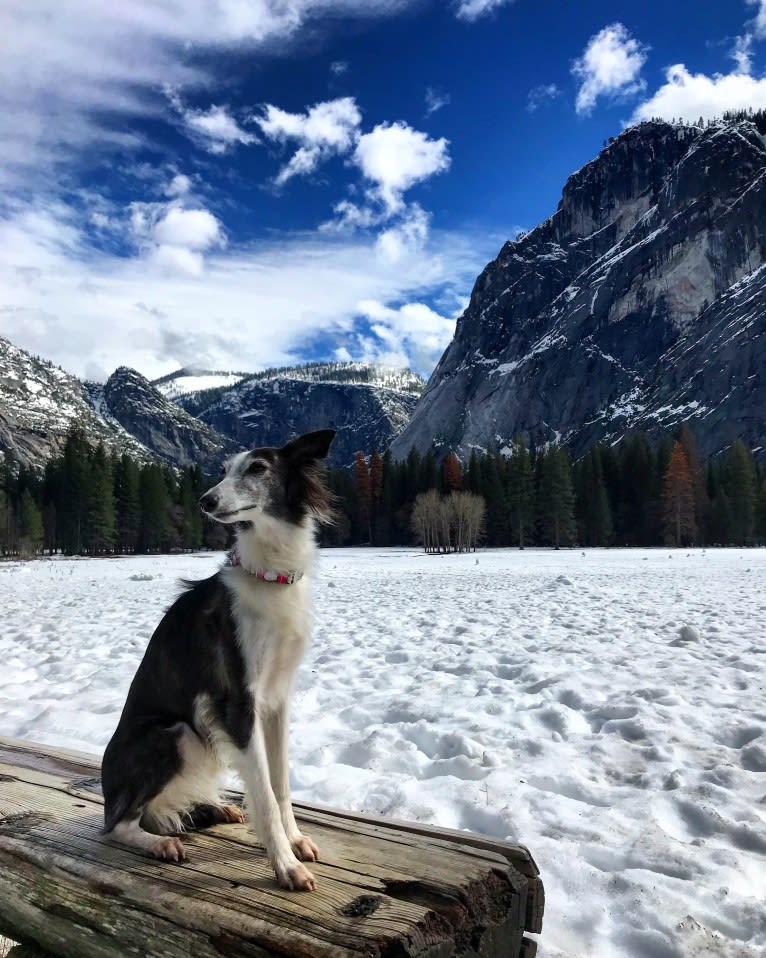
1,424 -> 765,557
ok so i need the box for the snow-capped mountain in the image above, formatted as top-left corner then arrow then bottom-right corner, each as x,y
174,362 -> 425,467
152,368 -> 249,401
95,367 -> 237,470
0,337 -> 151,467
0,338 -> 423,471
392,117 -> 766,461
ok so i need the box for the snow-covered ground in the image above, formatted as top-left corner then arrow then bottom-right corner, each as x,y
2,548 -> 765,958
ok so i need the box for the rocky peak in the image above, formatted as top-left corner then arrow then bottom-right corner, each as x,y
393,118 -> 766,462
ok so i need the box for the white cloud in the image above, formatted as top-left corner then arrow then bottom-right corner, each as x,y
425,88 -> 450,116
176,103 -> 257,154
527,83 -> 561,113
353,122 -> 450,213
732,34 -> 753,75
130,200 -> 225,276
0,0 -> 416,188
631,63 -> 766,124
455,0 -> 514,22
255,97 -> 362,185
748,0 -> 766,39
0,196 -> 490,379
353,299 -> 456,372
572,23 -> 648,115
330,61 -> 349,76
165,173 -> 193,197
376,205 -> 430,264
152,208 -> 223,250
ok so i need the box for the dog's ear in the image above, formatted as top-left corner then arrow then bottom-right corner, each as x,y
282,429 -> 336,464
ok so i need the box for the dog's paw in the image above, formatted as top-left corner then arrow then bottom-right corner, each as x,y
150,836 -> 186,862
274,859 -> 316,892
291,834 -> 320,862
220,803 -> 246,824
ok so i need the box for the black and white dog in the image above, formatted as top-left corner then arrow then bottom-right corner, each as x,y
101,429 -> 335,892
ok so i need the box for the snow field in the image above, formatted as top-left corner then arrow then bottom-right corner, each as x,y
1,548 -> 765,958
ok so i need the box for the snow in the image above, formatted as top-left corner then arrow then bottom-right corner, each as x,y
2,547 -> 765,958
156,373 -> 246,399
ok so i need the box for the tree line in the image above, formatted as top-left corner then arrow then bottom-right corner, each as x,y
2,425 -> 765,557
326,428 -> 766,549
0,429 -> 227,557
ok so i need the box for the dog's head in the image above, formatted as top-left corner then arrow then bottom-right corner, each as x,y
199,429 -> 336,527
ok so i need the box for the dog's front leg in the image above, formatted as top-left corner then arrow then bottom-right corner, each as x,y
232,713 -> 316,891
263,703 -> 320,864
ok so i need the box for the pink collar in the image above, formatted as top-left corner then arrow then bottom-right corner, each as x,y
226,551 -> 303,584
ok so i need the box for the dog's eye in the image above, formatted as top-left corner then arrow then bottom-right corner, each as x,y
247,461 -> 267,475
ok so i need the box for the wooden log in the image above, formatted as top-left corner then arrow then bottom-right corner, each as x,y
0,736 -> 543,958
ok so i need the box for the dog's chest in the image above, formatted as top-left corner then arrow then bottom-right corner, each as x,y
233,584 -> 311,711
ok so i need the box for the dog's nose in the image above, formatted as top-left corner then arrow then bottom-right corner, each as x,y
199,490 -> 219,513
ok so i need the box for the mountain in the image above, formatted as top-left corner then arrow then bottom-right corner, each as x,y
392,117 -> 766,462
0,337 -> 150,468
93,367 -> 237,471
0,338 -> 423,472
152,368 -> 248,401
175,362 -> 425,467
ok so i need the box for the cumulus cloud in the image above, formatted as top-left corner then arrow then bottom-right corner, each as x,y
130,201 -> 225,276
630,64 -> 766,124
255,97 -> 362,185
353,122 -> 450,213
455,0 -> 515,22
352,299 -> 456,372
175,102 -> 257,154
527,83 -> 561,113
573,23 -> 648,115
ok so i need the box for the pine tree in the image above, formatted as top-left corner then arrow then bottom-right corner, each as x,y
18,489 -> 44,556
113,454 -> 141,552
479,451 -> 506,546
538,446 -> 576,549
178,469 -> 204,550
679,426 -> 708,540
506,439 -> 535,548
724,441 -> 756,545
575,445 -> 613,546
353,451 -> 372,544
756,479 -> 766,545
418,449 -> 438,494
86,444 -> 116,554
369,452 -> 384,545
59,428 -> 91,554
618,433 -> 656,545
442,452 -> 463,493
0,486 -> 12,555
465,449 -> 481,495
138,464 -> 167,552
662,441 -> 696,546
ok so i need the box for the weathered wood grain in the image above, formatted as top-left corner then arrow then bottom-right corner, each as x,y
0,736 -> 543,958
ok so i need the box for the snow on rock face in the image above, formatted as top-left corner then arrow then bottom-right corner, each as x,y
392,119 -> 766,461
174,362 -> 425,466
102,366 -> 236,470
1,547 -> 765,957
0,336 -> 151,468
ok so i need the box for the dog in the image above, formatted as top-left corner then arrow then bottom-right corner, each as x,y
101,428 -> 335,891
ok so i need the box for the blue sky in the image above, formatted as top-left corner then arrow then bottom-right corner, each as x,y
1,0 -> 763,381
